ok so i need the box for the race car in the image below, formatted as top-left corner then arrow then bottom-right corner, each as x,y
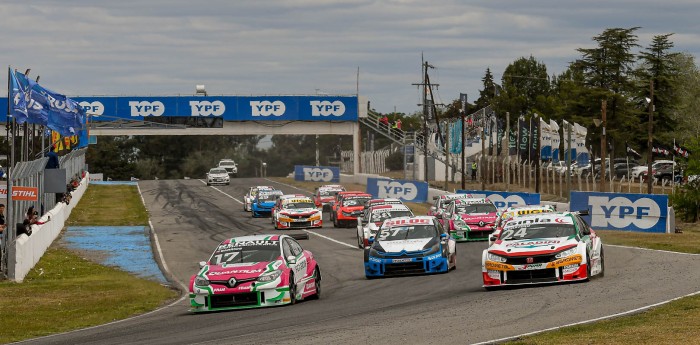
206,167 -> 230,186
489,204 -> 556,246
481,211 -> 604,289
314,185 -> 346,211
244,186 -> 274,212
428,193 -> 473,224
251,189 -> 283,218
271,194 -> 308,224
443,198 -> 498,242
329,191 -> 365,223
332,193 -> 372,228
364,216 -> 456,278
189,234 -> 320,312
274,197 -> 323,230
356,204 -> 414,248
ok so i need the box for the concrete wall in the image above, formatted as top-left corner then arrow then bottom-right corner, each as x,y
8,173 -> 88,282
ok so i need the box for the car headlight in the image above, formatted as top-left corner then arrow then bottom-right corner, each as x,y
487,252 -> 507,263
555,247 -> 578,259
257,270 -> 282,282
194,276 -> 210,286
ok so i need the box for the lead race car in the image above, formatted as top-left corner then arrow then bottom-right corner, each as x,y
189,234 -> 320,312
481,211 -> 604,289
364,216 -> 456,278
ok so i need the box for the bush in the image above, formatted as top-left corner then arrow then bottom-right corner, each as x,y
671,180 -> 700,222
385,150 -> 405,171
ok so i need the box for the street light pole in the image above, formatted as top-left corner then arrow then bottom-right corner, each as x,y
647,81 -> 654,194
600,100 -> 607,192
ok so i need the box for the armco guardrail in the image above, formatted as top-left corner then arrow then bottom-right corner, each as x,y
8,173 -> 89,282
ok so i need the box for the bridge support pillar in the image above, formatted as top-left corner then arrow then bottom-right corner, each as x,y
353,122 -> 360,175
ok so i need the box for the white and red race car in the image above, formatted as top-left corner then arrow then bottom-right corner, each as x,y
189,234 -> 320,312
274,197 -> 322,230
482,211 -> 604,289
428,193 -> 473,224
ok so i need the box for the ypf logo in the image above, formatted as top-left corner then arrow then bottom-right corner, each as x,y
376,180 -> 418,200
129,101 -> 165,116
250,101 -> 285,116
471,193 -> 526,209
189,100 -> 225,116
588,196 -> 660,229
310,101 -> 345,116
80,101 -> 104,115
303,167 -> 334,182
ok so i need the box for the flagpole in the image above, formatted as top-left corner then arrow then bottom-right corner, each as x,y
672,138 -> 676,189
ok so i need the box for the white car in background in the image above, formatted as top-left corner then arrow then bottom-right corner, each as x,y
218,159 -> 238,176
206,167 -> 230,186
631,160 -> 674,180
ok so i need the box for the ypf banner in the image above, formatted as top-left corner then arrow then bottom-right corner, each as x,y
366,178 -> 428,203
570,191 -> 668,233
294,166 -> 340,183
456,190 -> 540,210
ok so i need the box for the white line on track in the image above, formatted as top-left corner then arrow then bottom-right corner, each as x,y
304,230 -> 358,249
606,244 -> 700,256
198,179 -> 244,204
472,290 -> 700,345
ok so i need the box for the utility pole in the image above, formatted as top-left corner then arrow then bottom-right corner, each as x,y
505,112 -> 510,191
647,81 -> 654,194
461,110 -> 466,189
481,111 -> 486,191
535,114 -> 541,193
566,121 -> 572,198
600,100 -> 607,192
413,58 -> 439,183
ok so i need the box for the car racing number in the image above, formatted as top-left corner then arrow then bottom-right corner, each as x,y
500,227 -> 528,239
378,228 -> 404,240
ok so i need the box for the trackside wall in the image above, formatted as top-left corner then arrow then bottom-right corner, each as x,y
8,173 -> 89,282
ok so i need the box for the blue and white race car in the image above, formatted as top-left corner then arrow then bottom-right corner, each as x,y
251,189 -> 283,218
364,216 -> 456,278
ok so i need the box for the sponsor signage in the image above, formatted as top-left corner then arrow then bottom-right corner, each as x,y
366,178 -> 428,203
58,96 -> 358,122
570,191 -> 668,233
294,165 -> 340,183
0,186 -> 39,201
456,190 -> 540,210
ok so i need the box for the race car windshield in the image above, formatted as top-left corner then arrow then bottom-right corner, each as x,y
500,224 -> 576,240
377,225 -> 437,241
209,245 -> 281,265
370,210 -> 413,223
209,168 -> 227,174
319,189 -> 341,196
343,197 -> 371,206
456,203 -> 497,214
285,202 -> 316,209
257,194 -> 275,201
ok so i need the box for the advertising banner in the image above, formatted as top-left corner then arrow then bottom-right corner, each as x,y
570,191 -> 668,233
366,178 -> 428,203
294,165 -> 340,183
456,190 -> 540,210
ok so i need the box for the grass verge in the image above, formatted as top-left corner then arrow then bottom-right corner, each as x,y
0,185 -> 178,344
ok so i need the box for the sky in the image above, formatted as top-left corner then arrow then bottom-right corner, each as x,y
3,0 -> 700,116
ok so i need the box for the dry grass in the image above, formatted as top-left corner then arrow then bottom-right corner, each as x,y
67,185 -> 149,226
597,222 -> 700,254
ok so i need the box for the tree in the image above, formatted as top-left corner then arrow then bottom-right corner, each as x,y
474,68 -> 498,110
671,53 -> 700,142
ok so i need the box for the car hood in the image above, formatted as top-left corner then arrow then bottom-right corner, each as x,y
280,208 -> 318,216
202,260 -> 281,280
489,236 -> 577,255
257,201 -> 275,207
377,238 -> 432,253
460,213 -> 498,224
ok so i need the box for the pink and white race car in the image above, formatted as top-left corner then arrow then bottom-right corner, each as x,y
189,234 -> 321,312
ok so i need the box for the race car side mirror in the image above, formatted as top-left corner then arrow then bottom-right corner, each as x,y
433,196 -> 438,200
577,209 -> 590,216
489,236 -> 497,243
199,261 -> 207,268
368,237 -> 375,244
287,256 -> 297,265
440,233 -> 448,239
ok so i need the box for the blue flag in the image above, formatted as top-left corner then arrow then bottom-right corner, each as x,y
15,71 -> 49,125
9,69 -> 29,123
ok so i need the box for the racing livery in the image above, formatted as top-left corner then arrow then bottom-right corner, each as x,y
356,204 -> 413,248
428,193 -> 473,224
481,212 -> 604,289
274,197 -> 323,230
489,204 -> 556,246
329,191 -> 365,224
333,193 -> 372,228
444,198 -> 498,242
314,185 -> 346,211
206,167 -> 230,186
244,186 -> 274,212
271,194 -> 307,224
251,189 -> 283,217
364,216 -> 456,278
189,234 -> 320,312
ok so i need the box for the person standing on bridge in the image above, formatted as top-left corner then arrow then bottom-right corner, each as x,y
380,115 -> 389,132
471,161 -> 478,181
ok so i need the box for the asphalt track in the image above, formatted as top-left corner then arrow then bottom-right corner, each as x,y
21,178 -> 700,345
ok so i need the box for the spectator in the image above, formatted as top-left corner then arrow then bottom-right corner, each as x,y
471,161 -> 478,181
0,203 -> 5,235
380,115 -> 389,131
45,144 -> 60,169
26,206 -> 49,226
